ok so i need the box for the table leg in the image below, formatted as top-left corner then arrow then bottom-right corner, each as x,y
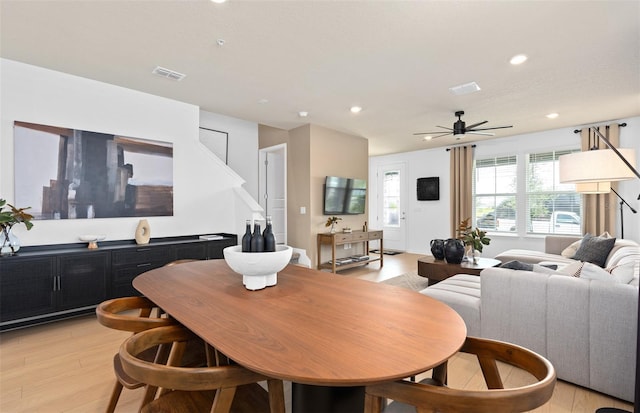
292,384 -> 364,413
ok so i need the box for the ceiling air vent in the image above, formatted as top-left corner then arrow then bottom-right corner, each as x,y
152,66 -> 186,81
449,81 -> 481,96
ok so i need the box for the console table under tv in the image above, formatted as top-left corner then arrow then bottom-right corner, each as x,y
316,230 -> 383,273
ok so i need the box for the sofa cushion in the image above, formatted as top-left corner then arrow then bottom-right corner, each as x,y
561,232 -> 613,259
556,260 -> 635,284
556,261 -> 584,277
561,239 -> 582,258
494,249 -> 575,266
573,233 -> 616,267
579,262 -> 635,284
421,274 -> 481,337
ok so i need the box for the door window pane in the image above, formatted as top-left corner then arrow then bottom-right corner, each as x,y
383,171 -> 400,227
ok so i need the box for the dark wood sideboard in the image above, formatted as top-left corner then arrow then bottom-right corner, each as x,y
0,234 -> 237,331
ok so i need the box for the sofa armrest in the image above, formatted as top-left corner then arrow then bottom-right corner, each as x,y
545,235 -> 582,255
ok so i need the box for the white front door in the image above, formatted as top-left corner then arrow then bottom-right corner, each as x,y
377,162 -> 407,252
259,144 -> 287,245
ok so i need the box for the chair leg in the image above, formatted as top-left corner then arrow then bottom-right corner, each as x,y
267,380 -> 285,413
105,381 -> 123,413
363,394 -> 384,413
140,385 -> 158,410
211,387 -> 237,413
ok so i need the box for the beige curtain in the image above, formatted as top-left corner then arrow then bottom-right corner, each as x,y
580,123 -> 620,236
449,145 -> 474,237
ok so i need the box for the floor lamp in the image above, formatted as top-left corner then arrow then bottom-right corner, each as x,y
559,127 -> 639,413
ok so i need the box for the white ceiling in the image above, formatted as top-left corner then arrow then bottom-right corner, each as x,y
1,0 -> 639,156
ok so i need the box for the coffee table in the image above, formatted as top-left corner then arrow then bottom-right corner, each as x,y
417,255 -> 501,286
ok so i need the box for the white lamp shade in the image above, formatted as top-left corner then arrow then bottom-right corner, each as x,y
575,182 -> 611,194
559,149 -> 637,183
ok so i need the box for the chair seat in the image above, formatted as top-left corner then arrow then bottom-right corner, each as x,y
141,384 -> 271,413
141,389 -> 216,413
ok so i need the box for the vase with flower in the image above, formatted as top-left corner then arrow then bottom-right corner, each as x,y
457,217 -> 490,264
0,198 -> 34,256
325,216 -> 342,234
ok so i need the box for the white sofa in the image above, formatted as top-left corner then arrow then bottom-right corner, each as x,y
422,236 -> 640,402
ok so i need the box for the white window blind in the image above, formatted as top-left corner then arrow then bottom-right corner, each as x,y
526,149 -> 582,235
473,155 -> 517,232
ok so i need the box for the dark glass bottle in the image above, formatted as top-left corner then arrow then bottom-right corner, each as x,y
263,216 -> 276,252
241,220 -> 252,252
250,221 -> 264,252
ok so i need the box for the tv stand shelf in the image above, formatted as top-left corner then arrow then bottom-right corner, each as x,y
317,230 -> 383,273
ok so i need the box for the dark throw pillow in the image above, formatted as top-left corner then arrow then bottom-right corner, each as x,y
500,260 -> 534,271
573,233 -> 616,267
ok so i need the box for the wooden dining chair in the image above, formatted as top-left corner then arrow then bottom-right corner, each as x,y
96,296 -> 177,413
119,324 -> 286,413
364,336 -> 556,413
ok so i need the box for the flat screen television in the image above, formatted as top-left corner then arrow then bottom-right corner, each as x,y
323,176 -> 366,215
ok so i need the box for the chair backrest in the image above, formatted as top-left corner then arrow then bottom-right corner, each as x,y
120,325 -> 273,392
96,296 -> 174,333
364,336 -> 556,413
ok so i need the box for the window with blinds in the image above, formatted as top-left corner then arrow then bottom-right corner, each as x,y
473,156 -> 518,233
526,149 -> 582,235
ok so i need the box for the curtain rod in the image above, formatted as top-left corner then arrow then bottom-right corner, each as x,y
573,122 -> 627,134
445,144 -> 476,152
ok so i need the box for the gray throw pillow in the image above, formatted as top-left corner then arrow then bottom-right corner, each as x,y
500,260 -> 534,271
573,233 -> 616,267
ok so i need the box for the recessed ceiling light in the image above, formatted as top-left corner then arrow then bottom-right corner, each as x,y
350,106 -> 362,113
510,54 -> 528,65
422,136 -> 433,141
546,113 -> 559,119
211,0 -> 227,3
298,111 -> 309,118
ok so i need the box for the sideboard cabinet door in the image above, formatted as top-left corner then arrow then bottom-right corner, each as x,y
0,256 -> 57,323
58,252 -> 109,311
207,238 -> 237,259
111,245 -> 172,298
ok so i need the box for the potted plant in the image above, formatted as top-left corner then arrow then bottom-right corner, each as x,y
457,217 -> 490,263
0,198 -> 34,255
325,216 -> 342,234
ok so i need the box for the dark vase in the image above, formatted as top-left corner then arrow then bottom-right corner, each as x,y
444,238 -> 465,264
430,239 -> 445,260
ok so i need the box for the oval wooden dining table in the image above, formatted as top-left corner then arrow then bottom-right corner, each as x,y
133,259 -> 466,413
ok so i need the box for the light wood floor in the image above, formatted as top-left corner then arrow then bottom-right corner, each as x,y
0,253 -> 633,412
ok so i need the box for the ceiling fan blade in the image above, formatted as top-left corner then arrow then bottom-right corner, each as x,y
464,120 -> 488,130
468,125 -> 513,132
426,132 -> 453,139
435,125 -> 453,130
465,131 -> 495,136
413,130 -> 451,135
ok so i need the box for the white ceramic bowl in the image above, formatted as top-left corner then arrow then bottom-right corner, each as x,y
79,234 -> 106,242
223,245 -> 293,290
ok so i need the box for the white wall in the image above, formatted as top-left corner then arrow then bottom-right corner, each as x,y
370,117 -> 640,257
199,110 -> 259,200
1,59 -> 255,246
